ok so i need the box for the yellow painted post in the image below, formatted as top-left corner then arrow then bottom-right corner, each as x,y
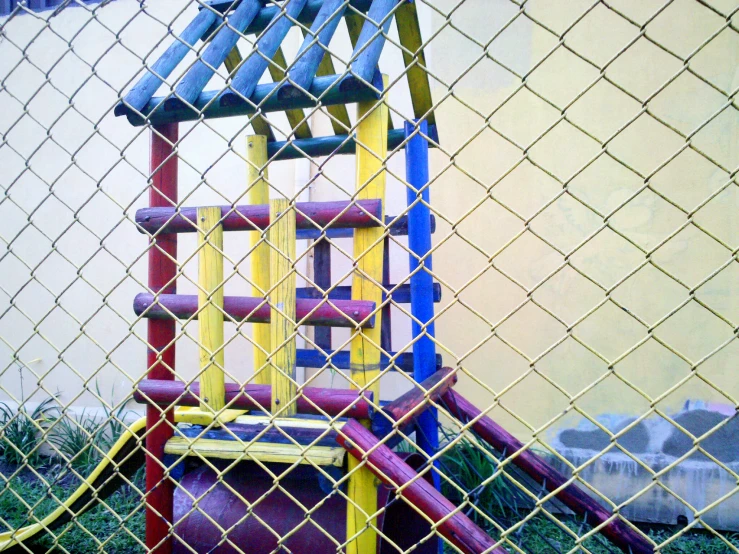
197,207 -> 226,414
269,198 -> 297,416
346,76 -> 389,554
248,135 -> 272,386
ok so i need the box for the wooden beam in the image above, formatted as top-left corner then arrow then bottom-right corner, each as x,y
346,74 -> 389,554
395,1 -> 435,126
338,420 -> 508,554
268,47 -> 313,139
224,46 -> 275,141
269,198 -> 297,416
197,207 -> 226,414
247,136 -> 271,385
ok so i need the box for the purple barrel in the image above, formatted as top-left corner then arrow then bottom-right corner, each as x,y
173,456 -> 438,554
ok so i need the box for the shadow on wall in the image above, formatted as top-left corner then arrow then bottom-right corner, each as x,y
549,402 -> 739,531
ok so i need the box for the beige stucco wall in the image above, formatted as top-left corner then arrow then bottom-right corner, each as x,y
0,0 -> 736,457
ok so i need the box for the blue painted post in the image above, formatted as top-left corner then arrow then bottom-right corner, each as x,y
405,119 -> 439,467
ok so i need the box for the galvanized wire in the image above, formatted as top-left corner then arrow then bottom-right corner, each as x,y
1,0 -> 738,553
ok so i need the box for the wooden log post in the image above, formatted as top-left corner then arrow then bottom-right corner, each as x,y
197,207 -> 226,415
269,198 -> 297,416
145,123 -> 178,554
248,135 -> 271,385
346,75 -> 388,554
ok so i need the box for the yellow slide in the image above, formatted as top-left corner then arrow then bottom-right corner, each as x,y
0,408 -> 244,552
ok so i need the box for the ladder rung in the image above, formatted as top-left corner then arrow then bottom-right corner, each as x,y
296,349 -> 442,373
295,213 -> 435,240
296,283 -> 442,304
134,293 -> 376,328
136,199 -> 382,235
135,380 -> 373,419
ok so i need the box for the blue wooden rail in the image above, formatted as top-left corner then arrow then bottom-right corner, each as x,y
296,283 -> 442,303
114,8 -> 219,117
165,0 -> 263,112
341,0 -> 400,92
219,0 -> 309,108
278,0 -> 346,101
120,73 -> 381,126
296,348 -> 442,373
266,125 -> 439,160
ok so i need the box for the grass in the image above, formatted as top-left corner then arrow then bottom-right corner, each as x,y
0,469 -> 145,553
2,414 -> 739,552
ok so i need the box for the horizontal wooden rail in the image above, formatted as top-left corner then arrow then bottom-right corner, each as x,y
297,213 -> 436,240
136,199 -> 382,235
295,349 -> 442,373
120,73 -> 381,126
135,380 -> 372,419
441,390 -> 654,554
337,420 -> 507,554
266,126 -> 440,161
134,293 -> 375,328
296,282 -> 442,304
371,367 -> 456,438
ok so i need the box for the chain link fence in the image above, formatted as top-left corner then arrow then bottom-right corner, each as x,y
1,0 -> 737,552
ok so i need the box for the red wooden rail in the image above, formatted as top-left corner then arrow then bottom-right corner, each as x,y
135,380 -> 373,419
371,367 -> 457,438
441,390 -> 654,554
337,420 -> 508,554
136,199 -> 382,234
134,293 -> 376,328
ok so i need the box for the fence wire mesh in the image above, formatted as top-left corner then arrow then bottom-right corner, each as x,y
0,0 -> 738,553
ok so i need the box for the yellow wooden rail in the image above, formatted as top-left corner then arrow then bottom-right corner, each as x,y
395,2 -> 435,126
346,75 -> 389,554
197,206 -> 226,414
269,198 -> 297,416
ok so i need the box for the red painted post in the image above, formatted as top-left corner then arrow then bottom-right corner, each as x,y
146,123 -> 178,554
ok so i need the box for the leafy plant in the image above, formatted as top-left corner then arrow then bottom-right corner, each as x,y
49,408 -> 103,475
0,396 -> 58,467
439,434 -> 524,524
48,383 -> 135,476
